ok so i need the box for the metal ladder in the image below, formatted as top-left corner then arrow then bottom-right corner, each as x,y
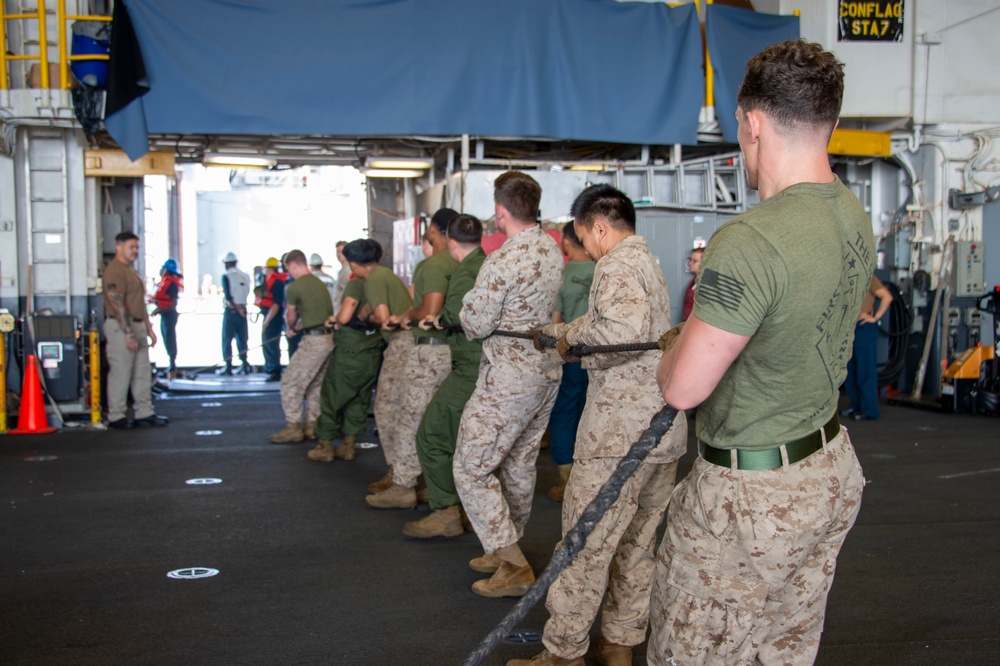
23,125 -> 72,314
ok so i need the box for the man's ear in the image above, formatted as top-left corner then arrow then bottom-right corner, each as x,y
744,109 -> 763,143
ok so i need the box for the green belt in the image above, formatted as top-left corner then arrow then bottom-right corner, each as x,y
701,413 -> 841,471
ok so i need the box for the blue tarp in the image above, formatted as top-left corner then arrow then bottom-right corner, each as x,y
106,0 -> 705,160
705,5 -> 799,143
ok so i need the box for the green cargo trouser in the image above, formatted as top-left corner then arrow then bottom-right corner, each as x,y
314,344 -> 383,441
414,352 -> 481,510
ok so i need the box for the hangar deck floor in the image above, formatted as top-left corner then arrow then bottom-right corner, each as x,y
1,391 -> 997,666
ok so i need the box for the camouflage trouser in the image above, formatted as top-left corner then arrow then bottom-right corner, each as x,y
543,458 -> 677,659
454,367 -> 559,554
372,332 -> 415,467
648,428 -> 864,666
279,334 -> 333,424
391,341 -> 452,487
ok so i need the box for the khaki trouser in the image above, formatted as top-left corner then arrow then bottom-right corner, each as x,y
103,319 -> 155,422
279,333 -> 333,424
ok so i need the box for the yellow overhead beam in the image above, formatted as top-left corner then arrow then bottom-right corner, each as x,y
84,150 -> 177,177
828,128 -> 892,157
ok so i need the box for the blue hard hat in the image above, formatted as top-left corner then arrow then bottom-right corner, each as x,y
162,258 -> 179,274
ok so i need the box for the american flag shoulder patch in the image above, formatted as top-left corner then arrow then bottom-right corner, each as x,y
699,268 -> 745,312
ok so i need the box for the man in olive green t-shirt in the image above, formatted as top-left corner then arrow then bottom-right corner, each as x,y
650,40 -> 874,666
366,208 -> 458,509
268,249 -> 334,444
403,214 -> 486,538
543,221 -> 595,501
306,276 -> 386,463
341,238 -> 414,492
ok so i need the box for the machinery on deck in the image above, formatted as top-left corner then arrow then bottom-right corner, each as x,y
940,287 -> 1000,414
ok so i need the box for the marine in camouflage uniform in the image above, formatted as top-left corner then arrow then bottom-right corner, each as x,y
650,40 -> 873,665
453,171 -> 563,599
366,209 -> 458,509
510,186 -> 687,666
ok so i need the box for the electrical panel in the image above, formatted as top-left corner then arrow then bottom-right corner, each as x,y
951,241 -> 985,297
32,314 -> 80,402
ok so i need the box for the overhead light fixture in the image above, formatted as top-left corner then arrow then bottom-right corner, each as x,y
569,164 -> 608,171
203,153 -> 277,168
365,157 -> 433,170
360,167 -> 424,178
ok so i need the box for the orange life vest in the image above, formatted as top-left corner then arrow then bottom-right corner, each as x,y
255,271 -> 285,309
152,274 -> 183,311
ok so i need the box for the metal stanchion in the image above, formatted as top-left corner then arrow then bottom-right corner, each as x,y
89,318 -> 101,425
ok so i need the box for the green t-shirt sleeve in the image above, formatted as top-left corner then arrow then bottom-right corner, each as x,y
343,278 -> 365,306
694,223 -> 786,337
421,257 -> 452,296
364,270 -> 389,309
285,280 -> 301,308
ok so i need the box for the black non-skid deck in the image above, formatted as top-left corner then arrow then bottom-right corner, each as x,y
1,390 -> 998,665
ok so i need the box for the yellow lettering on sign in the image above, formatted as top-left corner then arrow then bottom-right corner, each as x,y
840,1 -> 903,19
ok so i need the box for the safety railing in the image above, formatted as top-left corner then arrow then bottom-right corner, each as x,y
0,0 -> 110,90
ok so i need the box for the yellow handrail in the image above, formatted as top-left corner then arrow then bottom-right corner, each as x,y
0,0 -> 110,90
58,0 -> 112,89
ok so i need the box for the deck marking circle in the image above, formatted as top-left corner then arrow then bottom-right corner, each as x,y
167,567 -> 219,579
355,441 -> 379,449
186,478 -> 223,485
195,430 -> 223,436
24,455 -> 58,462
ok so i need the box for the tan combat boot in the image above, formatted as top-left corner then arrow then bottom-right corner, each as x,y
367,467 -> 393,493
469,551 -> 501,574
269,422 -> 304,444
364,483 -> 417,509
547,463 -> 573,502
402,505 -> 464,538
471,543 -> 534,598
507,650 -> 584,666
307,440 -> 335,462
334,434 -> 356,460
595,639 -> 632,666
303,421 -> 317,440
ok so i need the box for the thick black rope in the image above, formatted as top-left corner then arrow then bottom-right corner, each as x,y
461,405 -> 678,666
432,322 -> 660,356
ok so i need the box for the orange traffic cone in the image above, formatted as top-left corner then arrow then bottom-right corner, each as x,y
9,354 -> 58,435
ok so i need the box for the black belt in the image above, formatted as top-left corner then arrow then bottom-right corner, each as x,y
701,413 -> 841,471
304,327 -> 333,336
107,317 -> 144,323
416,336 -> 448,346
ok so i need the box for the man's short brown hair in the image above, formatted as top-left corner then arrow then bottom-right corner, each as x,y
737,39 -> 844,134
284,249 -> 307,267
494,171 -> 541,223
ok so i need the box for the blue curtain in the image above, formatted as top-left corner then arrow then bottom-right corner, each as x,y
705,5 -> 799,144
106,0 -> 704,160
